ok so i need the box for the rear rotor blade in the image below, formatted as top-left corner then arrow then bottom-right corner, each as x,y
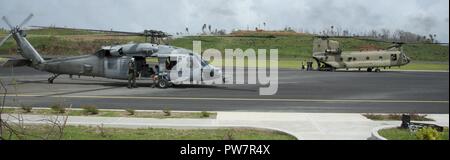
18,13 -> 34,28
0,33 -> 12,47
2,16 -> 14,29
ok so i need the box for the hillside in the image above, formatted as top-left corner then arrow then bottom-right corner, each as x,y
0,29 -> 448,62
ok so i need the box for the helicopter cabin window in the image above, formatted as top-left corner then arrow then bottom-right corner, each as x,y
352,57 -> 356,61
366,57 -> 370,60
379,56 -> 383,60
339,57 -> 343,62
391,54 -> 398,61
347,57 -> 352,61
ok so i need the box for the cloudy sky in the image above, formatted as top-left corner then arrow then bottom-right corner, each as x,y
1,0 -> 449,42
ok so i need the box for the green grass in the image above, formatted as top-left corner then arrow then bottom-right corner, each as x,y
171,35 -> 314,58
2,107 -> 217,119
1,125 -> 297,140
379,127 -> 449,140
1,28 -> 448,68
393,62 -> 449,71
363,114 -> 434,121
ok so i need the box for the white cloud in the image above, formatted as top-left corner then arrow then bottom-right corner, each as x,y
0,0 -> 448,42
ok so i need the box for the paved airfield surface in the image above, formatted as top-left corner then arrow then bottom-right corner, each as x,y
0,67 -> 448,113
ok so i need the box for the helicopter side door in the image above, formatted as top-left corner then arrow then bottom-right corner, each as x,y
390,53 -> 398,66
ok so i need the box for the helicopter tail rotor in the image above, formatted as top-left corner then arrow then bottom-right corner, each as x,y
1,14 -> 45,64
0,16 -> 14,47
18,14 -> 34,28
1,14 -> 34,48
2,16 -> 14,29
0,33 -> 12,47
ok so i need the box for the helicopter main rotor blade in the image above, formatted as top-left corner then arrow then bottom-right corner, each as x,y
2,16 -> 14,29
18,13 -> 34,28
0,33 -> 12,47
30,25 -> 144,36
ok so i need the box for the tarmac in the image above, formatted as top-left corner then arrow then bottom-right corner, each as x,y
0,67 -> 448,113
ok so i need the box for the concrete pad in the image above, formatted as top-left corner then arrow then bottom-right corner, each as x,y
2,112 -> 448,140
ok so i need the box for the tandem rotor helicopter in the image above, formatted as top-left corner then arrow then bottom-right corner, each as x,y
311,36 -> 448,72
0,14 -> 224,88
311,36 -> 410,72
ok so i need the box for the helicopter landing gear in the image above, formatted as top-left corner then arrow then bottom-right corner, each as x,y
48,74 -> 60,84
330,67 -> 336,72
374,68 -> 381,72
157,79 -> 169,89
367,68 -> 373,72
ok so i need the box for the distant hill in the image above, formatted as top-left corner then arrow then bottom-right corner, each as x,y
0,28 -> 448,62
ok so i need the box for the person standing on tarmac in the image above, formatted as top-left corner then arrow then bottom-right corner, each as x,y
128,58 -> 138,89
151,65 -> 160,88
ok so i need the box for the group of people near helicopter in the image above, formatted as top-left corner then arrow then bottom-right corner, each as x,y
127,58 -> 161,89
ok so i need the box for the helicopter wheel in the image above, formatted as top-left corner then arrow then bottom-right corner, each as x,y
375,68 -> 381,72
330,68 -> 336,72
48,78 -> 54,84
157,79 -> 169,89
47,74 -> 60,84
367,68 -> 373,72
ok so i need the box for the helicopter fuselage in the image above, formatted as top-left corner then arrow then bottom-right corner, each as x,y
313,49 -> 411,70
311,38 -> 411,72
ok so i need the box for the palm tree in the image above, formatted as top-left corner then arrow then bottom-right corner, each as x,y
202,24 -> 207,33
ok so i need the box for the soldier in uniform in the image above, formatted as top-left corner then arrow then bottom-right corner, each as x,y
128,58 -> 138,88
151,65 -> 160,88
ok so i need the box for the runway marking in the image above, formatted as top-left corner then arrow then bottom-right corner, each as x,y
6,94 -> 449,104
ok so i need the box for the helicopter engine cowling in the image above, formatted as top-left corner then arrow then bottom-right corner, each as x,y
101,43 -> 159,57
109,47 -> 125,56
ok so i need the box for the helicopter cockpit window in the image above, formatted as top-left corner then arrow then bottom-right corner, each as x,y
391,54 -> 397,61
201,60 -> 209,67
347,57 -> 352,61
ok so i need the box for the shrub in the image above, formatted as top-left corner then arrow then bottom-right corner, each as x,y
223,131 -> 234,140
163,109 -> 171,116
416,127 -> 441,140
21,105 -> 32,113
50,104 -> 66,114
82,105 -> 99,115
125,109 -> 135,115
201,111 -> 210,118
